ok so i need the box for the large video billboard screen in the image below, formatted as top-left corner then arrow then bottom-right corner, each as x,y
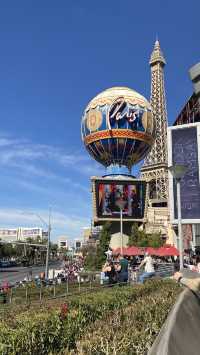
96,180 -> 146,219
168,123 -> 200,223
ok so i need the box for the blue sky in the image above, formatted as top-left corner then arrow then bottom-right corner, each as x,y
0,0 -> 199,242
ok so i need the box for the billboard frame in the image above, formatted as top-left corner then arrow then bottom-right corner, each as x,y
91,176 -> 148,224
168,122 -> 200,224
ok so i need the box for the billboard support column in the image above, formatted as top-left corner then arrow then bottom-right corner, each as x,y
120,208 -> 123,256
116,199 -> 126,256
24,244 -> 27,257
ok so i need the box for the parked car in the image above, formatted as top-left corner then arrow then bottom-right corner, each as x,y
9,260 -> 17,267
0,261 -> 11,268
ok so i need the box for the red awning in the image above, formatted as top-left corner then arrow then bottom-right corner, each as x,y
125,246 -> 141,256
113,246 -> 144,256
113,245 -> 179,257
145,247 -> 158,256
157,245 -> 179,256
113,247 -> 128,255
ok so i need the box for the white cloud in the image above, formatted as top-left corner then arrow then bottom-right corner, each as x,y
16,178 -> 90,202
0,138 -> 22,147
0,133 -> 102,178
0,133 -> 99,239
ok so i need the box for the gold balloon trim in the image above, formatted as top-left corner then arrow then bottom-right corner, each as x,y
84,129 -> 153,146
86,110 -> 103,132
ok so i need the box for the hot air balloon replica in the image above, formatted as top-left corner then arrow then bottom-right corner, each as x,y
81,87 -> 155,232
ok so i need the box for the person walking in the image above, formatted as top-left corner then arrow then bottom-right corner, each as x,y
138,252 -> 155,284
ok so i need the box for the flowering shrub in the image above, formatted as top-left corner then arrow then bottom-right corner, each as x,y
0,280 -> 181,355
73,282 -> 181,354
60,303 -> 68,320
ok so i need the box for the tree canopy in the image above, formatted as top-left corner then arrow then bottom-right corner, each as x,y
128,223 -> 164,248
84,222 -> 111,270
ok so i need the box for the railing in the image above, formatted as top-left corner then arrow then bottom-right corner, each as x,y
1,281 -> 86,305
0,278 -> 132,316
0,265 -> 175,307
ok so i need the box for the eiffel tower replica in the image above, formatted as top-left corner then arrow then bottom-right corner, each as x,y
141,40 -> 170,236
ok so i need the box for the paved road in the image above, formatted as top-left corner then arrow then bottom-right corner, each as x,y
0,261 -> 62,285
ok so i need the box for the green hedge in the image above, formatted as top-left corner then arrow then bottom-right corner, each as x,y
0,280 -> 181,355
72,282 -> 181,354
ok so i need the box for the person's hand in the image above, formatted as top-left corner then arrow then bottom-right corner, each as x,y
174,272 -> 183,281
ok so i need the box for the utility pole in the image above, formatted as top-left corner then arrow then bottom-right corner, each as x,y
21,208 -> 52,279
45,207 -> 51,279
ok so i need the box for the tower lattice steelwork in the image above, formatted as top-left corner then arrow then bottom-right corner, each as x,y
141,40 -> 168,204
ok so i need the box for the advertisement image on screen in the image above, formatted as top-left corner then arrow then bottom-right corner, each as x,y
97,182 -> 145,219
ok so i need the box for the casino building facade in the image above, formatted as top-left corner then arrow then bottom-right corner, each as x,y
170,63 -> 200,250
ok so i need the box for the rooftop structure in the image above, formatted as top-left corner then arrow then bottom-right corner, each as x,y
189,62 -> 200,105
173,62 -> 200,126
173,93 -> 200,126
57,236 -> 68,249
74,238 -> 83,250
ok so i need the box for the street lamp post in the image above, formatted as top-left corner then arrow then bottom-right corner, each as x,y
168,164 -> 188,270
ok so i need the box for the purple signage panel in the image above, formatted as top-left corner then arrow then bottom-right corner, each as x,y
172,126 -> 200,220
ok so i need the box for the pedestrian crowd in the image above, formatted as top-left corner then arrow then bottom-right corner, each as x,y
57,256 -> 84,282
101,248 -> 200,285
183,254 -> 200,272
